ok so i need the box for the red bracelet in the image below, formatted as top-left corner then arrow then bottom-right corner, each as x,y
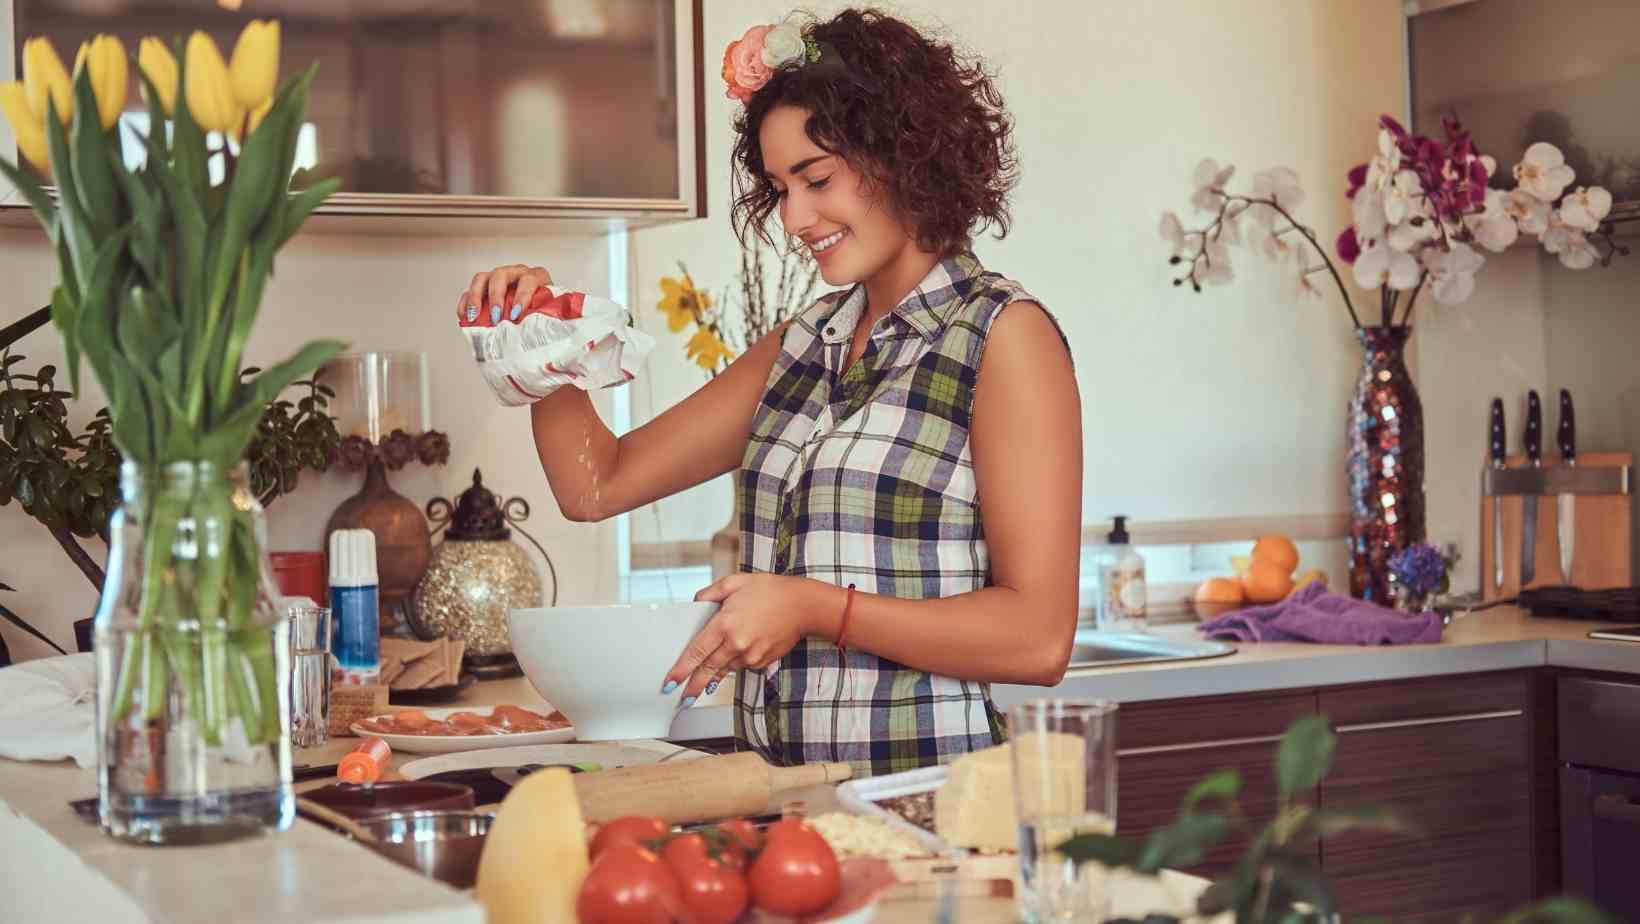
836,584 -> 857,650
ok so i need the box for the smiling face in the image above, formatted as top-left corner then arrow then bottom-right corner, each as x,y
758,104 -> 917,287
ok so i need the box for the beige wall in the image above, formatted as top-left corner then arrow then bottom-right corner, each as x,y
627,0 -> 1409,547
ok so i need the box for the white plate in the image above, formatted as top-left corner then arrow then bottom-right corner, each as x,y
349,706 -> 577,755
835,766 -> 953,856
399,740 -> 704,780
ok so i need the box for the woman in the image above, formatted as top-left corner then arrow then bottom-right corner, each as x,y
456,9 -> 1081,776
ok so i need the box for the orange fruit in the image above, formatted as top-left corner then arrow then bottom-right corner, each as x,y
1251,535 -> 1300,575
1241,560 -> 1295,603
1194,577 -> 1246,605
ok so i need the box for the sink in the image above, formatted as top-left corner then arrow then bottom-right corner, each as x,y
1067,630 -> 1236,668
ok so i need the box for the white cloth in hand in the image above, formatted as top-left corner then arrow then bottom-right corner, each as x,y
460,288 -> 654,407
0,653 -> 95,768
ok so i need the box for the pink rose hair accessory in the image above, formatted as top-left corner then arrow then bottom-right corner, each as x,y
721,19 -> 820,103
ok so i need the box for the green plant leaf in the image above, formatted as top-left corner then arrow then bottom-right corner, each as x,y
69,69 -> 120,240
1302,804 -> 1411,840
1136,813 -> 1232,874
0,596 -> 67,656
1054,832 -> 1145,870
1264,849 -> 1333,921
276,177 -> 341,249
1180,769 -> 1241,815
199,339 -> 347,462
1276,716 -> 1335,799
0,155 -> 57,233
1488,897 -> 1621,924
49,286 -> 84,399
44,98 -> 95,288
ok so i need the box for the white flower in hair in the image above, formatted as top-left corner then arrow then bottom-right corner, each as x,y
762,22 -> 807,68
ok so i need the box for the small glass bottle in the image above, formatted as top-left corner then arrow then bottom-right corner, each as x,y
1097,516 -> 1147,633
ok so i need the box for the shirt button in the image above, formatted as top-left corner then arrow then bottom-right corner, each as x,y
825,327 -> 836,336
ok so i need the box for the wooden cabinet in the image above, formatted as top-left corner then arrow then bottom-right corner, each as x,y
1111,670 -> 1556,919
1116,690 -> 1318,879
1318,671 -> 1546,922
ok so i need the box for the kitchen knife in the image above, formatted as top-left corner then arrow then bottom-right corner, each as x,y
1490,398 -> 1506,592
1558,389 -> 1577,583
1522,391 -> 1543,586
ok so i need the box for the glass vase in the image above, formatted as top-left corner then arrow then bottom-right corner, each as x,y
1347,327 -> 1427,604
94,460 -> 293,845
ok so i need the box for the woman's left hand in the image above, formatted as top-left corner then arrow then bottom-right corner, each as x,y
663,574 -> 841,702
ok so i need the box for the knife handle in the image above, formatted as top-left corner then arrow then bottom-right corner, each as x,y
1525,391 -> 1542,465
1558,389 -> 1576,464
1489,398 -> 1506,467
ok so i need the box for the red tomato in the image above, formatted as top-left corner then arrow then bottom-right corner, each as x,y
747,819 -> 841,916
590,816 -> 670,860
661,834 -> 749,924
576,844 -> 683,924
713,819 -> 763,869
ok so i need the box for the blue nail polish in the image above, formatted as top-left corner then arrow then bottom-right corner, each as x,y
465,306 -> 477,322
510,304 -> 523,321
680,696 -> 697,709
661,680 -> 678,695
489,305 -> 501,324
705,680 -> 720,696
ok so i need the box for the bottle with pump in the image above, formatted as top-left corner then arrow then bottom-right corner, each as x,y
1097,515 -> 1147,632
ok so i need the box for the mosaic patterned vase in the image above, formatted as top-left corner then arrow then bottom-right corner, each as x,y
1347,327 -> 1426,603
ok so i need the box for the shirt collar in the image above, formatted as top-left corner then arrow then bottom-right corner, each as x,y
818,251 -> 985,345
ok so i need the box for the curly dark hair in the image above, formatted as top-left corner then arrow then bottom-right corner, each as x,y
729,9 -> 1017,257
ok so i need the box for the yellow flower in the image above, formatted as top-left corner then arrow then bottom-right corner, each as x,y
657,275 -> 712,333
246,96 -> 273,135
228,20 -> 279,113
74,34 -> 129,130
686,327 -> 735,372
137,38 -> 178,116
184,32 -> 241,136
22,37 -> 72,126
0,81 -> 51,173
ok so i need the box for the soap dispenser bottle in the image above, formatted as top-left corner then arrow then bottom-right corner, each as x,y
1098,516 -> 1147,632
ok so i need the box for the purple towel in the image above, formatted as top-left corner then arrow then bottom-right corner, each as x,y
1198,582 -> 1443,645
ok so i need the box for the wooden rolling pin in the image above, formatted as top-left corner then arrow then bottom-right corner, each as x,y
574,752 -> 852,824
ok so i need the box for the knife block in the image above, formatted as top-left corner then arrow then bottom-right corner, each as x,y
1479,452 -> 1632,601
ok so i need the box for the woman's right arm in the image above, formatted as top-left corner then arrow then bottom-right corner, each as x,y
460,264 -> 788,523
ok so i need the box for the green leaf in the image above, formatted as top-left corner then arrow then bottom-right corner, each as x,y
1302,804 -> 1411,840
1269,804 -> 1312,845
169,39 -> 210,209
1136,813 -> 1232,874
50,286 -> 83,398
0,155 -> 58,233
69,69 -> 120,240
199,339 -> 347,462
1264,849 -> 1333,921
1488,897 -> 1621,924
276,177 -> 340,249
1276,716 -> 1335,798
70,226 -> 134,397
45,98 -> 95,287
1180,769 -> 1241,815
0,597 -> 68,655
1053,832 -> 1144,870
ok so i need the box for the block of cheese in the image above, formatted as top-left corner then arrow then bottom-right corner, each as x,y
934,734 -> 1087,851
475,766 -> 589,924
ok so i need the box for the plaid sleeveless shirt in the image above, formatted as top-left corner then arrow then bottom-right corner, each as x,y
732,251 -> 1062,777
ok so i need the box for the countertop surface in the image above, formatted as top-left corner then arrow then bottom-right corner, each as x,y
3,606 -> 1635,922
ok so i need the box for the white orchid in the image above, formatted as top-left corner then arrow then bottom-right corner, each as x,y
1502,188 -> 1551,236
1465,188 -> 1520,253
1351,184 -> 1389,241
1297,265 -> 1327,301
1191,158 -> 1235,212
1382,169 -> 1425,227
1160,211 -> 1184,253
1387,198 -> 1440,253
1559,185 -> 1613,233
1197,239 -> 1234,285
1540,213 -> 1601,269
1249,222 -> 1301,263
1252,166 -> 1304,222
1513,142 -> 1575,203
1352,237 -> 1421,291
761,22 -> 807,68
1421,242 -> 1485,305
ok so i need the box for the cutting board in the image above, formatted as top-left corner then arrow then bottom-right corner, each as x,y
1479,451 -> 1632,600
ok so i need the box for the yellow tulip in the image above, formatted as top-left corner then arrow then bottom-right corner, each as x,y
184,32 -> 241,136
246,96 -> 272,135
0,81 -> 51,173
228,20 -> 279,112
22,37 -> 72,126
74,34 -> 129,130
137,38 -> 179,116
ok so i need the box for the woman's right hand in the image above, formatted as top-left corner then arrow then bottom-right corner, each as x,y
456,264 -> 554,326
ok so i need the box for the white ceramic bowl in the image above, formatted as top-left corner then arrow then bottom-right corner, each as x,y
507,602 -> 717,740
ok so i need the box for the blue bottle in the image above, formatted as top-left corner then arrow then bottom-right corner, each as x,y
328,528 -> 380,685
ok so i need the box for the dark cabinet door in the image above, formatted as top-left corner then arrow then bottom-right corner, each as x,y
1319,672 -> 1535,923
